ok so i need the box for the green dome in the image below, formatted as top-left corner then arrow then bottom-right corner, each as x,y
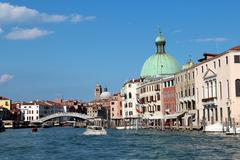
141,53 -> 180,77
140,31 -> 180,77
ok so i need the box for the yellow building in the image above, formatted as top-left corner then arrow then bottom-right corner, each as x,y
0,96 -> 11,110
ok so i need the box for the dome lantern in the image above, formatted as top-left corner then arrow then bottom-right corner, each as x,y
155,31 -> 166,54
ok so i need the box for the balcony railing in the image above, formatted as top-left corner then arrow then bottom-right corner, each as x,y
202,97 -> 217,102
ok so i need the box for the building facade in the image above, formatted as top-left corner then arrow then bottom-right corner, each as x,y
175,60 -> 197,126
0,96 -> 11,110
135,31 -> 180,127
18,101 -> 64,122
195,46 -> 240,126
121,79 -> 141,125
110,93 -> 123,127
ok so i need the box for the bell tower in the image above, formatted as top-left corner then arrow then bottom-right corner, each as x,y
95,84 -> 102,100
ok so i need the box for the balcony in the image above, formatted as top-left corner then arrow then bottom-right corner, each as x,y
202,97 -> 217,106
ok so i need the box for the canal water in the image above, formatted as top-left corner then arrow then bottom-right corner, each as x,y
0,128 -> 240,160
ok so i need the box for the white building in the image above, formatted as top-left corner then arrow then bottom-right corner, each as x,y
19,101 -> 65,122
195,46 -> 240,126
121,79 -> 141,125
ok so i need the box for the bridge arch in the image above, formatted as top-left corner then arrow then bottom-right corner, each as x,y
32,112 -> 89,123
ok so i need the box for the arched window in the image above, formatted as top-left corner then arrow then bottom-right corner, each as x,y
128,92 -> 132,99
236,79 -> 240,97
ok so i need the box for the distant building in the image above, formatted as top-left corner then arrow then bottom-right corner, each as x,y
121,79 -> 141,126
0,96 -> 11,110
110,93 -> 122,127
87,85 -> 112,126
18,101 -> 64,122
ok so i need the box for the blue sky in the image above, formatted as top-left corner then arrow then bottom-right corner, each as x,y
0,0 -> 240,101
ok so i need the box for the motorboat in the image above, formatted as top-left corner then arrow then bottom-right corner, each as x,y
83,126 -> 107,136
116,125 -> 138,130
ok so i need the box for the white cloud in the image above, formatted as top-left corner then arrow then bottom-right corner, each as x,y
0,74 -> 13,84
193,37 -> 229,43
5,27 -> 53,40
41,13 -> 67,23
0,27 -> 3,33
70,14 -> 96,23
0,2 -> 96,24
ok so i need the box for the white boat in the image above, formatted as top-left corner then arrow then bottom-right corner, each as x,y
226,127 -> 240,135
83,126 -> 107,136
116,125 -> 138,130
204,122 -> 226,132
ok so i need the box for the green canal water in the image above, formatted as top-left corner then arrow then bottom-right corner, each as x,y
0,128 -> 240,160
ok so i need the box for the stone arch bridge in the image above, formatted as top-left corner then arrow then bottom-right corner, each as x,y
32,112 -> 89,124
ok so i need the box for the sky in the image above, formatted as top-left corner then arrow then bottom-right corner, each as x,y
0,0 -> 240,102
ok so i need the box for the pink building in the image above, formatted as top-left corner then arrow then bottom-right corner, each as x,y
110,93 -> 123,127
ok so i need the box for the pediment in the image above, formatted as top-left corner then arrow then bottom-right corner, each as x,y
203,69 -> 217,80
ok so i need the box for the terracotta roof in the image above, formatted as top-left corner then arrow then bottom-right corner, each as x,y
229,45 -> 240,51
0,96 -> 10,100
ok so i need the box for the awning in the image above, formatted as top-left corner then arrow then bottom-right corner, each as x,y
164,112 -> 185,120
149,114 -> 164,120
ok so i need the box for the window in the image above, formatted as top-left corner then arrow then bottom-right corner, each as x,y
202,66 -> 204,73
129,102 -> 133,108
192,71 -> 195,79
5,101 -> 9,106
214,61 -> 216,69
219,82 -> 222,99
129,111 -> 133,116
112,108 -> 114,111
215,108 -> 218,122
236,79 -> 240,97
157,105 -> 161,111
227,80 -> 230,98
226,56 -> 228,64
128,92 -> 132,99
207,109 -> 210,121
234,55 -> 240,63
111,102 -> 115,105
218,59 -> 221,67
128,84 -> 131,88
157,93 -> 160,101
220,107 -> 223,122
